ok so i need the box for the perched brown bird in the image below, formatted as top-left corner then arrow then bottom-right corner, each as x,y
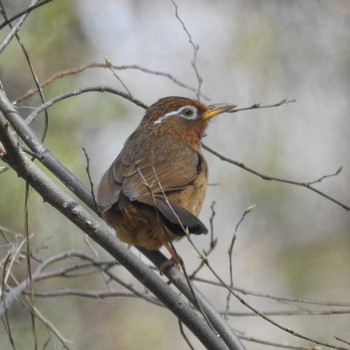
98,96 -> 234,262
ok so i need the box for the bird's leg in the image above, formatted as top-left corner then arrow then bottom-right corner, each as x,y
159,240 -> 183,272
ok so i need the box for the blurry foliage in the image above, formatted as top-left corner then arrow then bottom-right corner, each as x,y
1,1 -> 88,100
277,232 -> 350,297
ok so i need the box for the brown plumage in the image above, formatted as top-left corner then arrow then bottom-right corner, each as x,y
98,96 -> 234,262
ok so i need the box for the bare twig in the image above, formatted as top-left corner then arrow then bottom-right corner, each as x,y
141,248 -> 246,350
189,201 -> 218,279
229,98 -> 296,113
171,0 -> 203,100
0,0 -> 49,142
0,0 -> 54,31
136,163 -> 219,336
195,276 -> 350,307
105,58 -> 133,96
0,1 -> 27,54
23,184 -> 38,350
26,289 -> 160,304
178,320 -> 195,350
208,201 -> 217,246
239,334 -> 317,350
202,143 -> 350,211
17,297 -> 72,350
25,86 -> 147,125
225,308 -> 350,317
82,148 -> 98,212
195,260 -> 349,350
334,337 -> 350,347
225,205 -> 255,318
14,63 -> 209,104
1,255 -> 16,349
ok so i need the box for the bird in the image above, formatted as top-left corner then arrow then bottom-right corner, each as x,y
97,96 -> 235,264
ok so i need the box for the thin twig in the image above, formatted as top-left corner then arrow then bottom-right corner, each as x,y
202,143 -> 350,211
230,98 -> 296,113
17,298 -> 72,350
225,308 -> 350,317
239,334 -> 318,350
1,255 -> 16,350
0,1 -> 27,54
334,337 -> 350,347
23,184 -> 38,350
0,0 -> 49,142
82,148 -> 98,212
135,163 -> 218,335
225,204 -> 255,318
24,86 -> 147,125
196,259 -> 349,350
171,0 -> 203,100
189,201 -> 218,279
105,58 -> 133,96
25,289 -> 160,305
0,0 -> 54,31
194,276 -> 350,307
14,63 -> 209,104
178,320 -> 195,350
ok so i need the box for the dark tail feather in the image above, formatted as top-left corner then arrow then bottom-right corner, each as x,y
153,196 -> 208,236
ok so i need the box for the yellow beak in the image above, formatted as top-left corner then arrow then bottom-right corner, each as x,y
202,104 -> 236,120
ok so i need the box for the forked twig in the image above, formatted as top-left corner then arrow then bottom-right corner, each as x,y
225,205 -> 255,318
229,98 -> 296,114
202,143 -> 349,211
0,0 -> 54,31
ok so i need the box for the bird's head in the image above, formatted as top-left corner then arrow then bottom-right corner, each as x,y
141,96 -> 235,147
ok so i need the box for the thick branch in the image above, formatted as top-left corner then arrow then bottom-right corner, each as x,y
140,249 -> 245,350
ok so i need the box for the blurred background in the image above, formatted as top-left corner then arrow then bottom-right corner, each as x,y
1,0 -> 350,349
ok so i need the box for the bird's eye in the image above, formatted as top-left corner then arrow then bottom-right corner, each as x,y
183,108 -> 193,116
180,106 -> 197,119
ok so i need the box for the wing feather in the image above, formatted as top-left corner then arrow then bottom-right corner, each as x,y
97,130 -> 201,212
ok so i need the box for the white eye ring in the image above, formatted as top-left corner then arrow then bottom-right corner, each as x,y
154,105 -> 198,125
179,105 -> 198,120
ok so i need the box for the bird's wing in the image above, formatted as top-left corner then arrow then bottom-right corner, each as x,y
122,142 -> 201,202
97,152 -> 125,212
97,132 -> 205,212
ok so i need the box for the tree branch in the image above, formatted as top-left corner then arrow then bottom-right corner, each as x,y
202,143 -> 350,211
14,63 -> 209,104
0,0 -> 54,31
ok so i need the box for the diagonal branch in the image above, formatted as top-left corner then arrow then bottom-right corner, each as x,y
0,0 -> 54,31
